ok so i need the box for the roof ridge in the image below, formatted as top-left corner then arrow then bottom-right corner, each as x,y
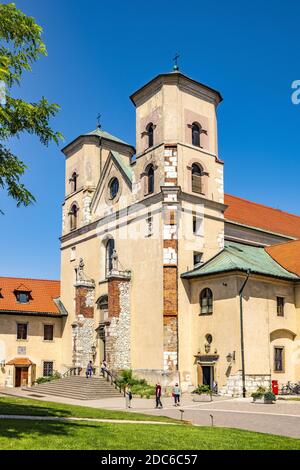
0,276 -> 60,283
265,239 -> 300,249
225,193 -> 300,219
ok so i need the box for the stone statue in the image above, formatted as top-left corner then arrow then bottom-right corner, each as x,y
112,249 -> 118,271
77,258 -> 85,282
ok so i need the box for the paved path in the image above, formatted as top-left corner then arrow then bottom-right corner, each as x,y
1,388 -> 300,438
0,414 -> 180,426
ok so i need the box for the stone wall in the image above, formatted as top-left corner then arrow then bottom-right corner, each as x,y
219,371 -> 272,397
73,278 -> 96,368
106,275 -> 131,371
72,315 -> 95,368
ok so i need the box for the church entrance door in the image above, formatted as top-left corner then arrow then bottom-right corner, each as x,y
198,365 -> 214,390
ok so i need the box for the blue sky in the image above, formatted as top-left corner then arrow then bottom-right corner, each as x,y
1,0 -> 300,279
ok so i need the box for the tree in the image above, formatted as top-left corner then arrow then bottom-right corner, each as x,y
0,2 -> 62,210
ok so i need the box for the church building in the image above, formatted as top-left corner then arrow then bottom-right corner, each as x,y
1,69 -> 300,395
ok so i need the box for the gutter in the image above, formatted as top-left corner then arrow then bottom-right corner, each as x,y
238,270 -> 251,398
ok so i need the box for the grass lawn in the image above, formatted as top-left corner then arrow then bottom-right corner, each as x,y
0,396 -> 174,422
0,396 -> 299,449
0,419 -> 299,450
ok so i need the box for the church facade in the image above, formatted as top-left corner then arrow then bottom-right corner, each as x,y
1,70 -> 300,395
58,70 -> 300,395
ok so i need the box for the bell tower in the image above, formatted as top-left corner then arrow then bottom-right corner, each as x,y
130,70 -> 225,381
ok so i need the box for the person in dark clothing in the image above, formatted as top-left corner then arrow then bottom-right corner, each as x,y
155,383 -> 163,408
86,360 -> 93,378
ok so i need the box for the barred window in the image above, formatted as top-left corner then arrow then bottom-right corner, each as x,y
200,288 -> 213,315
277,297 -> 284,316
274,347 -> 284,372
43,361 -> 54,377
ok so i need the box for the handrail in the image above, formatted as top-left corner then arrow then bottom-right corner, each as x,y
102,368 -> 123,394
62,366 -> 82,378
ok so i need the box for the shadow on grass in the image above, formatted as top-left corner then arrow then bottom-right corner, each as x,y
0,418 -> 111,448
0,397 -> 72,418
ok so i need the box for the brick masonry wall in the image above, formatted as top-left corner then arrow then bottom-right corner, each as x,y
108,278 -> 121,318
163,265 -> 178,315
162,147 -> 179,371
75,286 -> 94,318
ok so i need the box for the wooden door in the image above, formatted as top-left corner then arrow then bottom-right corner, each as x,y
21,367 -> 28,386
15,367 -> 21,387
15,367 -> 28,387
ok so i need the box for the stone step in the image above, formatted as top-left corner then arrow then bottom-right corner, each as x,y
25,375 -> 122,400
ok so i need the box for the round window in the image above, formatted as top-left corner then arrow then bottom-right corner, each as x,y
109,177 -> 119,200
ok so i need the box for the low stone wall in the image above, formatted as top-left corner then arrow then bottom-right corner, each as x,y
219,371 -> 271,397
134,368 -> 180,394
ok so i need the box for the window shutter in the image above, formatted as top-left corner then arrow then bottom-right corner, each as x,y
192,175 -> 202,193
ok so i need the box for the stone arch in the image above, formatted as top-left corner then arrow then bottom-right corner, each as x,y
270,329 -> 296,342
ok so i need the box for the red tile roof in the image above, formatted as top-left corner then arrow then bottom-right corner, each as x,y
6,357 -> 35,366
265,240 -> 300,276
224,194 -> 300,239
0,277 -> 61,315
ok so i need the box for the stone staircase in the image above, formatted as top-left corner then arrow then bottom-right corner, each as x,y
24,375 -> 122,400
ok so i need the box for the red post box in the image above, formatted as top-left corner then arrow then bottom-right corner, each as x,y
272,380 -> 279,395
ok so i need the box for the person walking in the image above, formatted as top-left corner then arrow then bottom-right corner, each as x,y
155,383 -> 163,409
173,383 -> 181,406
100,360 -> 107,376
86,360 -> 93,378
124,384 -> 132,409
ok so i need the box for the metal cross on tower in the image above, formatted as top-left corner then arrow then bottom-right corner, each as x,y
97,113 -> 102,129
173,53 -> 180,71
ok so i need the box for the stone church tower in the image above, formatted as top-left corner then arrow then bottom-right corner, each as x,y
59,70 -> 225,388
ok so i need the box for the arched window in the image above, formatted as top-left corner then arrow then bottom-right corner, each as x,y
69,203 -> 78,231
191,163 -> 203,194
106,238 -> 115,275
109,177 -> 119,200
147,123 -> 154,148
70,172 -> 78,193
146,164 -> 154,194
200,288 -> 213,315
192,122 -> 201,147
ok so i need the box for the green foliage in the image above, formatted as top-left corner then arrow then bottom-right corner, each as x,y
192,385 -> 211,395
264,391 -> 276,402
251,386 -> 266,399
35,371 -> 61,385
115,370 -> 155,397
0,3 -> 62,209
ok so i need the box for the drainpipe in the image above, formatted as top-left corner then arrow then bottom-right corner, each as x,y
239,269 -> 251,398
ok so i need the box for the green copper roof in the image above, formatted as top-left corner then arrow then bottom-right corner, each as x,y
85,128 -> 133,148
181,241 -> 299,280
111,151 -> 133,183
